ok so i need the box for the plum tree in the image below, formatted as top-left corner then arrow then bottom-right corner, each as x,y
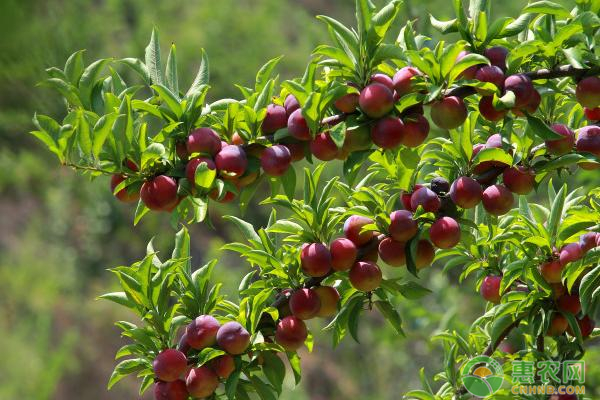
185,367 -> 219,398
31,2 -> 600,399
216,321 -> 251,355
289,288 -> 321,320
186,315 -> 220,350
152,349 -> 188,382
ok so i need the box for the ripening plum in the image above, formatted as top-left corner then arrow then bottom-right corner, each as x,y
215,145 -> 247,178
484,46 -> 509,71
401,114 -> 430,147
300,243 -> 332,277
482,184 -> 514,216
370,73 -> 394,90
389,210 -> 418,242
329,238 -> 358,271
343,215 -> 376,246
287,109 -> 311,141
285,141 -> 307,162
579,232 -> 599,253
378,237 -> 406,267
349,261 -> 382,292
449,176 -> 483,209
480,275 -> 502,304
186,367 -> 219,398
110,174 -> 139,203
261,145 -> 292,176
479,96 -> 507,122
430,96 -> 468,130
584,107 -> 600,121
360,246 -> 379,263
275,316 -> 308,351
370,116 -> 404,149
429,217 -> 461,249
209,188 -> 236,203
186,315 -> 220,350
557,294 -> 582,315
540,259 -> 564,284
575,76 -> 600,108
559,242 -> 583,266
512,88 -> 541,116
546,314 -> 568,336
392,66 -> 421,96
543,124 -> 575,157
334,93 -> 360,114
186,157 -> 216,185
186,127 -> 222,156
410,187 -> 441,213
284,94 -> 300,116
210,355 -> 235,379
576,125 -> 600,160
313,286 -> 340,317
573,315 -> 595,338
504,74 -> 535,108
261,104 -> 287,134
310,132 -> 339,161
216,321 -> 251,355
153,349 -> 188,382
502,166 -> 535,195
475,65 -> 505,93
359,83 -> 394,118
415,240 -> 435,269
401,184 -> 423,211
430,177 -> 450,195
289,288 -> 321,320
141,175 -> 179,211
154,380 -> 188,400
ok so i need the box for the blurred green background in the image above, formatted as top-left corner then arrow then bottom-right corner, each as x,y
1,0 -> 597,399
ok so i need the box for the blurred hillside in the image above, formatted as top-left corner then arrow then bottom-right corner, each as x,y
1,1 -> 597,400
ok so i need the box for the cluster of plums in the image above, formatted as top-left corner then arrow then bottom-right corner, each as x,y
479,231 -> 599,339
152,316 -> 250,400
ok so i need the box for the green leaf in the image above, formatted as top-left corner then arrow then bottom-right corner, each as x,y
165,44 -> 179,96
526,114 -> 563,140
262,352 -> 286,394
224,216 -> 261,243
374,300 -> 404,335
194,161 -> 217,190
471,147 -> 513,167
547,184 -> 566,246
119,58 -> 151,85
429,15 -> 458,34
522,1 -> 571,18
39,78 -> 83,107
152,84 -> 183,117
79,59 -> 111,108
186,49 -> 209,98
397,280 -> 432,299
281,167 -> 296,201
107,358 -> 147,389
256,56 -> 283,92
145,28 -> 164,86
97,292 -> 137,309
141,143 -> 166,169
76,110 -> 92,155
448,53 -> 488,83
329,121 -> 346,149
64,50 -> 86,85
370,0 -> 402,40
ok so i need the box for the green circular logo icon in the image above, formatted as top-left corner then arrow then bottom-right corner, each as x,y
460,355 -> 504,397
